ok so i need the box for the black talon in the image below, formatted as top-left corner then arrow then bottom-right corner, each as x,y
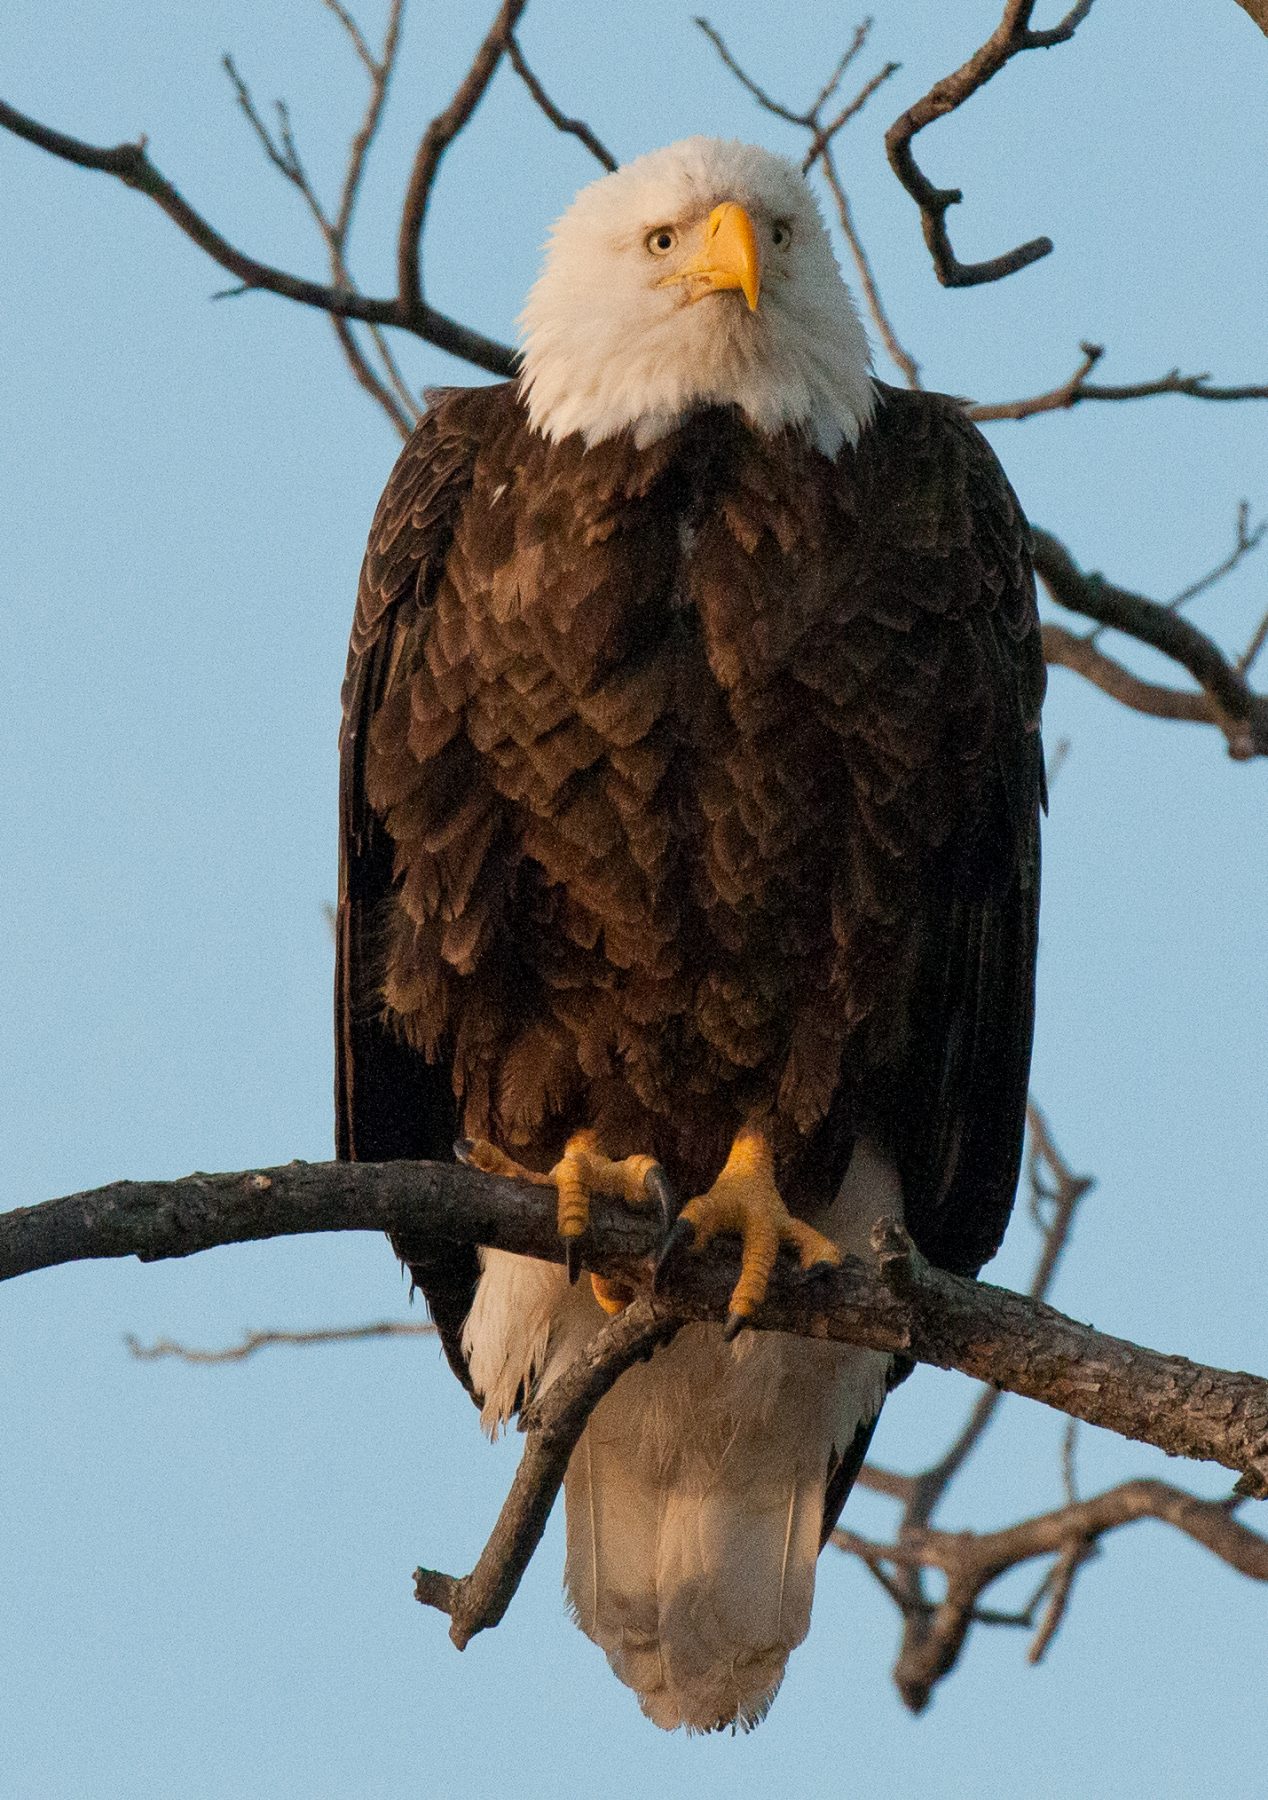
565,1237 -> 583,1285
453,1137 -> 475,1165
723,1311 -> 748,1343
653,1216 -> 696,1292
642,1163 -> 679,1233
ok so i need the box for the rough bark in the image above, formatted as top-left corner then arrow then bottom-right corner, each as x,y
5,1158 -> 1267,1495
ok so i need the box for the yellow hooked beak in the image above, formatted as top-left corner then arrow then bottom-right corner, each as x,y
656,201 -> 761,312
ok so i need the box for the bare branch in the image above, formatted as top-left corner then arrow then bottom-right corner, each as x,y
969,342 -> 1268,422
0,97 -> 515,376
1033,528 -> 1268,759
1027,1536 -> 1095,1663
397,0 -> 526,321
321,0 -> 379,75
694,17 -> 897,172
695,17 -> 917,387
817,142 -> 921,388
504,32 -> 616,171
334,0 -> 403,244
693,16 -> 809,125
414,1299 -> 679,1647
884,0 -> 1098,287
803,58 -> 900,172
125,1320 -> 435,1364
833,1477 -> 1268,1708
856,1463 -> 918,1502
224,19 -> 421,438
1166,501 -> 1266,613
5,1160 -> 1268,1493
1043,624 -> 1227,731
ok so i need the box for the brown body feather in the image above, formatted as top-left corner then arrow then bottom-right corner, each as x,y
337,379 -> 1043,1389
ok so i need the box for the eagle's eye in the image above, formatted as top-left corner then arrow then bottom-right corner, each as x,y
645,226 -> 678,256
771,220 -> 793,251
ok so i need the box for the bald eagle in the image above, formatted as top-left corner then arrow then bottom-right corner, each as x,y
337,137 -> 1043,1732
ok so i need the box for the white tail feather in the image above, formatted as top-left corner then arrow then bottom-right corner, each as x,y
563,1320 -> 887,1730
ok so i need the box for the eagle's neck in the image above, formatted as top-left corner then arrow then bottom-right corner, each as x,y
518,290 -> 875,459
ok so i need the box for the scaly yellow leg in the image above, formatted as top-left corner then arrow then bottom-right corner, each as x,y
655,1128 -> 841,1338
457,1130 -> 671,1312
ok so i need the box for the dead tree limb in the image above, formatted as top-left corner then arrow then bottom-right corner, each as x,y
4,1158 -> 1268,1495
969,342 -> 1268,422
1032,529 -> 1268,758
504,31 -> 616,171
414,1298 -> 679,1647
0,82 -> 515,377
124,1320 -> 435,1363
397,0 -> 525,320
884,0 -> 1097,286
833,1478 -> 1268,1709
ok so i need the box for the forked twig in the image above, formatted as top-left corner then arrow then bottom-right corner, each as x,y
696,15 -> 917,387
970,342 -> 1268,422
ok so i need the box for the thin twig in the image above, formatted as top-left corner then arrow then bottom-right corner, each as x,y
819,140 -> 921,387
223,53 -> 417,436
1166,501 -> 1266,613
504,32 -> 616,171
884,0 -> 1098,287
414,1299 -> 679,1647
125,1320 -> 436,1364
321,0 -> 379,76
1027,1537 -> 1096,1664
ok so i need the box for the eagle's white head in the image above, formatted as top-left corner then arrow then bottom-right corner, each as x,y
518,136 -> 875,457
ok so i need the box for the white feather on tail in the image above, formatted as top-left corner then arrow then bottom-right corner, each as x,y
462,1140 -> 900,1731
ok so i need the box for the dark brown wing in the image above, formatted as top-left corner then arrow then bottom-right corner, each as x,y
838,384 -> 1044,1278
336,384 -> 513,1390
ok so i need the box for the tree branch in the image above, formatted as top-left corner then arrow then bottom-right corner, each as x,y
5,1158 -> 1268,1494
414,1298 -> 679,1647
0,95 -> 516,377
1033,528 -> 1268,758
968,342 -> 1268,422
504,31 -> 616,171
832,1477 -> 1268,1708
884,0 -> 1098,287
124,1320 -> 435,1363
397,0 -> 526,322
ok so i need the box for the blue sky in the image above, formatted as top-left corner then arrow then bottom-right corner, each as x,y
2,2 -> 1266,1796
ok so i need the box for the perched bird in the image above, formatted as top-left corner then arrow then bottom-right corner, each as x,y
336,136 -> 1043,1732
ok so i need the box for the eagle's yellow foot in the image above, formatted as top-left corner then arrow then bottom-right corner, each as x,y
456,1131 -> 674,1306
654,1128 -> 841,1339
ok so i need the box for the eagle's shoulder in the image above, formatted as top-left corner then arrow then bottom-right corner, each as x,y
349,381 -> 524,661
